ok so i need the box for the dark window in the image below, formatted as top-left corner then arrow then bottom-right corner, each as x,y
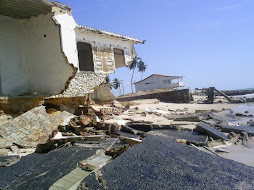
114,48 -> 125,68
77,42 -> 94,71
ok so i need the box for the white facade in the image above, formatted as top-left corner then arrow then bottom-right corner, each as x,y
134,74 -> 184,92
0,1 -> 144,97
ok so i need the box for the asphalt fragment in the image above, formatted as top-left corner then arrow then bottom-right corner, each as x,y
83,134 -> 254,190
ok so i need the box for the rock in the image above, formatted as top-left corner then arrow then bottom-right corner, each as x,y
10,145 -> 19,153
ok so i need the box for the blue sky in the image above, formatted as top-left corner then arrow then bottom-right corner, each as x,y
56,0 -> 254,95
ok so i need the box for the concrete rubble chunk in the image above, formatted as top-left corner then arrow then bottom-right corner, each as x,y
148,130 -> 208,146
126,121 -> 153,132
218,125 -> 254,136
164,114 -> 202,122
0,149 -> 8,157
196,122 -> 228,141
208,113 -> 237,123
0,138 -> 13,149
0,106 -> 74,148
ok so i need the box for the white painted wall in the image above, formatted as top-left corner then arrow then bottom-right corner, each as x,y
27,13 -> 73,95
0,13 -> 73,96
135,75 -> 184,92
54,12 -> 79,68
0,15 -> 30,96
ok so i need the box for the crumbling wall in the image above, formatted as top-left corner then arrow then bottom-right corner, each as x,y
0,13 -> 74,96
27,12 -> 74,95
62,71 -> 107,97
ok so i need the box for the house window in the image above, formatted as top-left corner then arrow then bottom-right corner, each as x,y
77,42 -> 94,71
163,80 -> 167,84
167,80 -> 171,84
114,48 -> 125,68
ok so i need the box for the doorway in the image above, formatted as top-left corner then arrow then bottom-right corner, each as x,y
77,42 -> 94,71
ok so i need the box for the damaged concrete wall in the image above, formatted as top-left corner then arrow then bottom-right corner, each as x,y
0,13 -> 73,96
62,71 -> 107,97
0,7 -> 140,98
27,13 -> 73,95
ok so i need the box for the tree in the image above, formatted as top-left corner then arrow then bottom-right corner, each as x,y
105,75 -> 113,89
112,78 -> 121,95
137,60 -> 147,80
127,58 -> 145,93
127,58 -> 139,93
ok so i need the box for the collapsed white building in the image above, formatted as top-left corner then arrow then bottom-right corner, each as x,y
0,0 -> 144,113
0,0 -> 144,97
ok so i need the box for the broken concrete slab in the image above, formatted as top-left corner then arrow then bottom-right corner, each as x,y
0,146 -> 101,189
196,122 -> 228,141
217,125 -> 254,136
126,121 -> 153,132
120,125 -> 145,137
0,106 -> 74,147
148,130 -> 208,146
164,114 -> 202,122
208,113 -> 237,123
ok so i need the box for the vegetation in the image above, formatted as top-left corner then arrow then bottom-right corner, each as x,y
112,78 -> 121,95
127,57 -> 146,93
137,60 -> 147,80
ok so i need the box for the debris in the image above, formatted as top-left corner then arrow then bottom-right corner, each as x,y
203,146 -> 220,156
0,106 -> 74,148
218,125 -> 254,136
0,149 -> 8,157
126,121 -> 153,132
208,112 -> 236,123
196,122 -> 228,141
215,148 -> 230,153
164,114 -> 202,122
119,136 -> 142,145
227,131 -> 237,139
10,145 -> 19,153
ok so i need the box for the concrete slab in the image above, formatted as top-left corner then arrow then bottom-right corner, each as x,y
196,122 -> 228,141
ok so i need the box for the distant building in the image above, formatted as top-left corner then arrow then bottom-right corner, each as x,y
134,74 -> 184,92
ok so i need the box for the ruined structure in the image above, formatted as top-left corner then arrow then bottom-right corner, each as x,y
0,0 -> 144,113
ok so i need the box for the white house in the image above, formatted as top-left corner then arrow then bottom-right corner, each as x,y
0,0 -> 144,97
134,74 -> 184,92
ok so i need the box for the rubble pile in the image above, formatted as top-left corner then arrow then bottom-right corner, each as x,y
0,98 -> 254,189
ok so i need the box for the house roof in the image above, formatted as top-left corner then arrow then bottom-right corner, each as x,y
0,0 -> 71,19
76,25 -> 145,44
134,74 -> 183,84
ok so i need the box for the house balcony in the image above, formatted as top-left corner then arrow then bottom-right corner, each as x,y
169,82 -> 184,89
